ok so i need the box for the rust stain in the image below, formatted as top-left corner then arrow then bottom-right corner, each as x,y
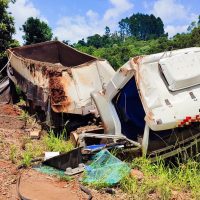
49,76 -> 71,113
48,68 -> 62,77
132,56 -> 143,66
25,62 -> 36,77
131,56 -> 150,119
119,67 -> 133,76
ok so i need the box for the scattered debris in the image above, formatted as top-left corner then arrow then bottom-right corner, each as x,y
104,188 -> 116,195
65,163 -> 85,176
30,129 -> 41,139
82,149 -> 130,186
79,184 -> 93,200
82,144 -> 106,154
44,152 -> 60,161
43,148 -> 83,171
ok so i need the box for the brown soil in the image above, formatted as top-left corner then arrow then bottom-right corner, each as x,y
0,104 -> 21,116
0,103 -> 127,200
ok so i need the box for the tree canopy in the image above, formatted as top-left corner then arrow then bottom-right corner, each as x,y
119,13 -> 165,40
74,16 -> 200,70
0,0 -> 18,68
21,17 -> 53,45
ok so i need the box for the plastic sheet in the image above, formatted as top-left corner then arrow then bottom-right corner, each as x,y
82,150 -> 130,187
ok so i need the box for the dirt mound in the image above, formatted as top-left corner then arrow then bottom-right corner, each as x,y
0,104 -> 21,116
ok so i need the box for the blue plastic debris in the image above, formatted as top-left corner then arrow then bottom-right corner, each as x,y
82,149 -> 130,186
83,144 -> 106,152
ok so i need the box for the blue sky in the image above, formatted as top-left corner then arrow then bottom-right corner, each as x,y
8,0 -> 200,43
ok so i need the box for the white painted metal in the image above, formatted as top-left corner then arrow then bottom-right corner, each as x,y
91,61 -> 135,136
65,60 -> 115,115
142,123 -> 150,156
160,51 -> 200,91
131,47 -> 200,131
100,47 -> 200,134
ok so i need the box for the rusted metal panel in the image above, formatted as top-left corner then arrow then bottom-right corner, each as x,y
8,67 -> 48,110
7,41 -> 115,114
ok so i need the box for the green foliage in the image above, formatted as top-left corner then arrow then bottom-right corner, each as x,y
75,25 -> 200,70
73,15 -> 200,70
19,129 -> 73,167
21,17 -> 53,45
20,138 -> 44,167
19,110 -> 31,127
21,151 -> 33,167
120,157 -> 200,200
0,0 -> 18,68
43,129 -> 73,152
119,13 -> 165,40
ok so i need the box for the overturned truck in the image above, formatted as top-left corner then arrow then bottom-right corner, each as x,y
7,42 -> 200,158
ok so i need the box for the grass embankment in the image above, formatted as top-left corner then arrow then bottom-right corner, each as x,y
9,129 -> 73,167
121,157 -> 200,200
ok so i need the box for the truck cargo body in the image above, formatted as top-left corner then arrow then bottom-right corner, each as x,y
7,41 -> 115,115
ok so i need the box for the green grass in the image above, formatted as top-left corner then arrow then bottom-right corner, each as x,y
120,157 -> 200,200
18,110 -> 32,127
20,139 -> 44,167
43,129 -> 73,152
19,129 -> 73,167
19,110 -> 29,121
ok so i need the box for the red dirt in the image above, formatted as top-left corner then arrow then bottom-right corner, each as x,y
0,104 -> 21,116
0,103 -> 127,200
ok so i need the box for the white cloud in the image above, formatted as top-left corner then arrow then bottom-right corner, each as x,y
103,0 -> 134,21
86,10 -> 99,20
165,25 -> 188,37
54,0 -> 134,43
152,0 -> 188,23
54,15 -> 104,43
151,0 -> 198,36
8,0 -> 46,44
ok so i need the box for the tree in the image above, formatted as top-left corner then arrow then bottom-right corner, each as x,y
53,36 -> 58,41
118,13 -> 165,40
119,17 -> 131,40
0,0 -> 18,69
62,40 -> 70,45
21,17 -> 53,45
187,21 -> 197,32
77,38 -> 86,46
198,15 -> 200,27
190,26 -> 200,46
105,26 -> 111,36
87,34 -> 103,48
